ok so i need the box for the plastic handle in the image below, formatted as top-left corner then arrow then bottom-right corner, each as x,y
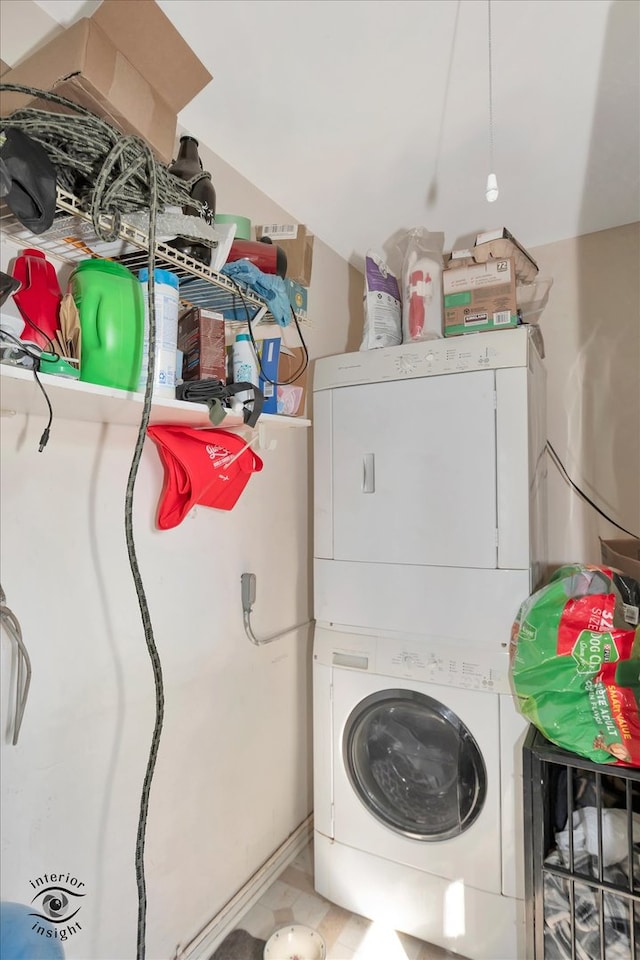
362,453 -> 375,493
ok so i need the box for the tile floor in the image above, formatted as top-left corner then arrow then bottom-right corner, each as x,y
233,841 -> 465,960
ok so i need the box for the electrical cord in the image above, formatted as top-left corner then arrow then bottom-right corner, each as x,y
0,329 -> 55,451
546,440 -> 639,540
228,276 -> 309,386
12,310 -> 58,355
0,584 -> 32,745
98,142 -> 164,960
240,573 -> 312,646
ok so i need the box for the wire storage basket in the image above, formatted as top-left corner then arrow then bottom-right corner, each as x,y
523,725 -> 640,959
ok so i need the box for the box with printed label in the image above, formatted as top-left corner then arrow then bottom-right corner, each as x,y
443,257 -> 518,336
284,279 -> 308,321
600,538 -> 640,583
255,223 -> 314,287
277,346 -> 308,418
258,337 -> 280,414
178,307 -> 226,383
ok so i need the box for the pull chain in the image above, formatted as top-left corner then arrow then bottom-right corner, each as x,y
486,0 -> 499,202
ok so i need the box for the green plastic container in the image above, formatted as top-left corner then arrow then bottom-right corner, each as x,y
214,214 -> 251,240
70,259 -> 144,391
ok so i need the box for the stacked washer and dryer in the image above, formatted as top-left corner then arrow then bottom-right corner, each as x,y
311,326 -> 547,960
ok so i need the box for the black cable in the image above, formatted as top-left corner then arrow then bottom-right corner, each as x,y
32,360 -> 53,452
16,314 -> 58,355
0,329 -> 55,450
546,440 -> 639,540
228,276 -> 309,385
95,141 -> 165,960
0,326 -> 58,362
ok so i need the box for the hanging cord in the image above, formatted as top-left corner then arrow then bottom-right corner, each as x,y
0,584 -> 32,745
546,441 -> 639,540
92,140 -> 165,960
487,0 -> 495,175
228,276 -> 309,386
0,329 -> 56,451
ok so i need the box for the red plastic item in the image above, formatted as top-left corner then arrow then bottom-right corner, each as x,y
225,239 -> 287,278
12,248 -> 62,350
146,425 -> 264,529
408,268 -> 427,339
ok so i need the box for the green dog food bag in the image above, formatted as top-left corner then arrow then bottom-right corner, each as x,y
510,563 -> 640,766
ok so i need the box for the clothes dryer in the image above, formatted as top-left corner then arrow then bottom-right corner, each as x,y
313,327 -> 546,650
313,624 -> 529,960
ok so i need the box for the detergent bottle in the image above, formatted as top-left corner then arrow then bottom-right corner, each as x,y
69,259 -> 144,391
232,333 -> 259,404
11,249 -> 62,350
137,268 -> 180,399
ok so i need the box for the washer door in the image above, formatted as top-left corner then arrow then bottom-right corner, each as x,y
343,689 -> 487,841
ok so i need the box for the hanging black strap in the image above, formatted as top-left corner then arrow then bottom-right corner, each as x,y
175,378 -> 264,428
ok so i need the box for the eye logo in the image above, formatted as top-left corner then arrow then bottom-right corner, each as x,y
28,873 -> 86,943
30,886 -> 83,923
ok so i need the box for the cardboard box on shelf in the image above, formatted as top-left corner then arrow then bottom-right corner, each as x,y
284,278 -> 308,321
475,227 -> 539,272
258,337 -> 280,414
255,223 -> 314,287
277,345 -> 308,417
0,0 -> 212,164
178,306 -> 226,383
443,257 -> 518,337
600,538 -> 640,583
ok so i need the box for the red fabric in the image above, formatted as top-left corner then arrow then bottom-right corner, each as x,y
147,425 -> 263,529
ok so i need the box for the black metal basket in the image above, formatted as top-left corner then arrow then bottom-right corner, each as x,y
523,725 -> 640,959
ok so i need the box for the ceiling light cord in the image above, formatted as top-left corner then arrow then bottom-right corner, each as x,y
486,0 -> 499,202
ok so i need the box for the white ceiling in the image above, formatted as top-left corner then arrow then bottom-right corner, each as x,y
34,0 -> 640,267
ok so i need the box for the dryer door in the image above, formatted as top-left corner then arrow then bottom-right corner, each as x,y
344,689 -> 487,841
331,370 -> 498,568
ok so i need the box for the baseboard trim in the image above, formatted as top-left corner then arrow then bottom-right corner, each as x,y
176,814 -> 314,960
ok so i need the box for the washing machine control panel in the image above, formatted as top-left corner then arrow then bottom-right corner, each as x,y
384,646 -> 507,692
317,625 -> 512,695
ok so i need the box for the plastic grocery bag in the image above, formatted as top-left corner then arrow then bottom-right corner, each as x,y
510,564 -> 640,767
360,251 -> 402,350
392,227 -> 445,342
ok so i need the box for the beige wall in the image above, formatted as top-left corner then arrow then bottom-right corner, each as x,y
193,134 -> 365,360
532,222 -> 640,568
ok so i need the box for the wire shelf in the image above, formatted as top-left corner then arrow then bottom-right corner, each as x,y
0,188 -> 288,324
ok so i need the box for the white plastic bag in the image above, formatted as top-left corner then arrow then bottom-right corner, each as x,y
360,251 -> 402,350
394,228 -> 445,342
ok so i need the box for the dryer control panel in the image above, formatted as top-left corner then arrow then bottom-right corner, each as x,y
313,326 -> 534,392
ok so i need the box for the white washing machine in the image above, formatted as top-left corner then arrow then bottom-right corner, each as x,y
313,624 -> 530,960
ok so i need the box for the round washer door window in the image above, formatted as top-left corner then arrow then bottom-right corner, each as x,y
343,689 -> 487,841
